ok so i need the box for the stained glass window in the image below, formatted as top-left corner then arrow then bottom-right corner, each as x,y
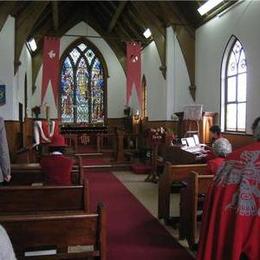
222,38 -> 247,132
60,41 -> 106,124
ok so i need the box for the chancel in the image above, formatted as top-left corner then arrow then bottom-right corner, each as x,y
0,1 -> 259,260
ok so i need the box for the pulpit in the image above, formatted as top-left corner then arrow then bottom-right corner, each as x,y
175,111 -> 218,145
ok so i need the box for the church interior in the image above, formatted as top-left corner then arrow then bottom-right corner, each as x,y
0,1 -> 259,259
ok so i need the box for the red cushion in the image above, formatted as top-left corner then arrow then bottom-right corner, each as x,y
131,164 -> 152,174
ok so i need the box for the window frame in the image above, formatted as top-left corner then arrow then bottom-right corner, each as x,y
221,35 -> 247,133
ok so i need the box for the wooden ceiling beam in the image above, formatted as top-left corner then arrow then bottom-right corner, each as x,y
120,15 -> 144,42
127,8 -> 146,34
159,2 -> 196,100
83,9 -> 126,73
14,1 -> 49,74
132,2 -> 167,79
51,1 -> 59,32
0,2 -> 16,32
107,1 -> 127,33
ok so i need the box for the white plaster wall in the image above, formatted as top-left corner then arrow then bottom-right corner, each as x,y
32,21 -> 126,119
0,16 -> 15,120
166,27 -> 193,119
14,45 -> 33,120
142,41 -> 166,120
196,0 -> 260,133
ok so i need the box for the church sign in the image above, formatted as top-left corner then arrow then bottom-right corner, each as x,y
0,85 -> 6,106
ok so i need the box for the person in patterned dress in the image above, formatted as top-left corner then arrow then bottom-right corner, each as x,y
197,117 -> 260,260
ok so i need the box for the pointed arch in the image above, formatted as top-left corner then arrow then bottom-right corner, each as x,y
221,35 -> 247,132
59,38 -> 108,125
141,74 -> 147,119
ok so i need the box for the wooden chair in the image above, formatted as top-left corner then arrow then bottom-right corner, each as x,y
0,178 -> 89,214
0,204 -> 106,259
179,171 -> 213,249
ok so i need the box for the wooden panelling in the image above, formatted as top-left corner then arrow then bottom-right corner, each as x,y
23,117 -> 34,147
223,133 -> 254,150
107,118 -> 125,129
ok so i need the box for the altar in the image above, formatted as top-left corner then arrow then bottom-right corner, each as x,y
60,125 -> 108,152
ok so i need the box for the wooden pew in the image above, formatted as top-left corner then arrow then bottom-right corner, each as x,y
0,204 -> 106,259
0,179 -> 89,214
179,171 -> 213,249
158,161 -> 207,222
10,156 -> 83,185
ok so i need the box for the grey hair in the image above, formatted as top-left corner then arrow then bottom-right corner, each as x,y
212,138 -> 232,157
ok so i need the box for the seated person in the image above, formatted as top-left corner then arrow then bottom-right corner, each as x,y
40,135 -> 73,185
206,137 -> 232,175
0,225 -> 16,260
205,125 -> 226,161
197,117 -> 260,260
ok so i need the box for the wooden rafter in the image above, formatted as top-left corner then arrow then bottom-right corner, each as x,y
159,2 -> 196,100
120,15 -> 144,42
14,1 -> 49,74
51,1 -> 59,32
132,2 -> 167,79
83,8 -> 126,73
107,1 -> 127,33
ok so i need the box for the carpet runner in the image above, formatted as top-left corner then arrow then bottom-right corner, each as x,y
86,171 -> 193,260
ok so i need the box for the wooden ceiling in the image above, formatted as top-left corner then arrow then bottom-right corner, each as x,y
0,0 -> 237,97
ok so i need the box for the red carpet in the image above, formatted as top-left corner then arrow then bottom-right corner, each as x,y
86,171 -> 194,260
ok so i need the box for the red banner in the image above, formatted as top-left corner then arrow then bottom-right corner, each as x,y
126,42 -> 141,106
41,37 -> 60,107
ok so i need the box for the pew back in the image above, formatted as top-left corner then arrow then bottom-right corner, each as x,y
11,159 -> 83,185
0,179 -> 89,213
0,204 -> 106,259
158,161 -> 207,220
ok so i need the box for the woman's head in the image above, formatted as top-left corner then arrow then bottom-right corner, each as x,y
252,117 -> 260,141
210,125 -> 221,139
212,138 -> 232,157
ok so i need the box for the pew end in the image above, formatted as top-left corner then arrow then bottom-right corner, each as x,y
158,161 -> 207,221
180,171 -> 213,249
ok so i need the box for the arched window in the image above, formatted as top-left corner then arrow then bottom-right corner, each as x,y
221,36 -> 247,132
60,39 -> 107,124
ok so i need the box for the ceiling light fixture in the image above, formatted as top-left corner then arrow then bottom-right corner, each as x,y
143,28 -> 152,39
27,38 -> 37,52
197,0 -> 224,16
